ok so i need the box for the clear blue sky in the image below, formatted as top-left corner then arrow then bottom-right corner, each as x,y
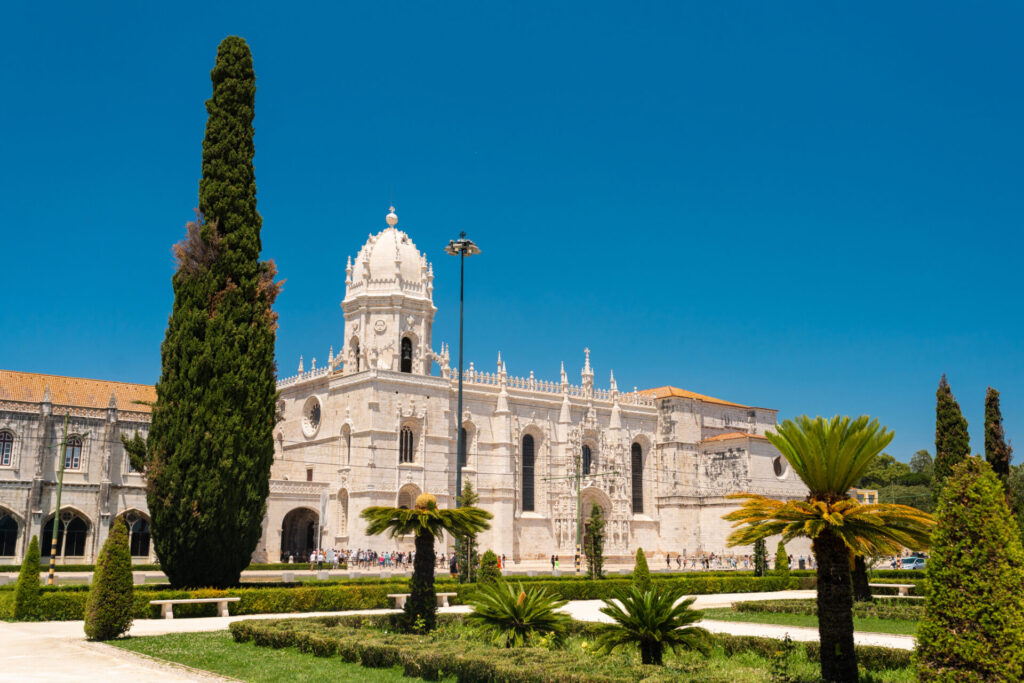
1,2 -> 1020,462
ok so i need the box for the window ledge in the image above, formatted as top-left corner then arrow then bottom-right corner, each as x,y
398,463 -> 424,471
632,514 -> 655,522
519,511 -> 545,520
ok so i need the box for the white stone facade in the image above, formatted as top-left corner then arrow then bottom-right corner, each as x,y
256,209 -> 810,563
0,372 -> 155,564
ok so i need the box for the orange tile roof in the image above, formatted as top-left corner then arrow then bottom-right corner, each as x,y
0,370 -> 156,413
640,385 -> 749,408
702,431 -> 768,443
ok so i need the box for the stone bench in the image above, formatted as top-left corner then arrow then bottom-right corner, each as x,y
150,596 -> 240,619
387,592 -> 457,609
868,583 -> 915,596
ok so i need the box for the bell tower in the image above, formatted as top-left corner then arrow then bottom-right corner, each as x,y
341,207 -> 436,375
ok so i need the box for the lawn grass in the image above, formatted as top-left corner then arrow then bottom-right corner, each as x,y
110,630 -> 440,683
701,607 -> 920,636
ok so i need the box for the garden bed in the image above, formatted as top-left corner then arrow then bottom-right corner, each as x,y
221,614 -> 914,682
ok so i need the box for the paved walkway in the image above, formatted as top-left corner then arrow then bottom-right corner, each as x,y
0,590 -> 913,681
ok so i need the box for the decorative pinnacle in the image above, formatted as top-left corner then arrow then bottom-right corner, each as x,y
386,206 -> 398,227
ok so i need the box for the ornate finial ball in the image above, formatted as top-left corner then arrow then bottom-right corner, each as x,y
414,493 -> 437,510
386,206 -> 398,227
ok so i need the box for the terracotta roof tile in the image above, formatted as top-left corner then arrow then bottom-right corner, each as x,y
639,385 -> 749,408
702,431 -> 768,443
0,370 -> 156,413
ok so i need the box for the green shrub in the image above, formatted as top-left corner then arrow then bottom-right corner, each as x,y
774,540 -> 789,575
84,519 -> 134,640
594,585 -> 711,665
632,547 -> 651,592
13,535 -> 41,621
466,581 -> 571,647
478,550 -> 501,585
917,457 -> 1024,681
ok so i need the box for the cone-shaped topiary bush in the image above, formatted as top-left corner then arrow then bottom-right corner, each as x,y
478,549 -> 501,585
13,535 -> 41,620
633,547 -> 651,592
774,540 -> 790,575
916,457 -> 1024,681
84,519 -> 134,640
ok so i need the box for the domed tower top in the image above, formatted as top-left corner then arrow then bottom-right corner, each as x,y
341,207 -> 436,376
344,207 -> 434,304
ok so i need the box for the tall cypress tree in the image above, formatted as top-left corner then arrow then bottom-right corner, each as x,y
985,387 -> 1013,487
140,36 -> 279,588
933,375 -> 970,501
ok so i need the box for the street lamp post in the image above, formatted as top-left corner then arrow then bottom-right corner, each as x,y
444,232 -> 480,509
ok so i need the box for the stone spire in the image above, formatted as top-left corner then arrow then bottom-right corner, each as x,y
298,355 -> 304,374
581,347 -> 594,394
345,255 -> 353,286
560,361 -> 568,389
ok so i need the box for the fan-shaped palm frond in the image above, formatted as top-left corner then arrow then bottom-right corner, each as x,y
466,581 -> 571,648
361,503 -> 492,540
593,585 -> 711,665
767,415 -> 894,497
725,494 -> 934,556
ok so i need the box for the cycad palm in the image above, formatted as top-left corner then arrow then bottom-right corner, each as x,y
466,581 -> 572,647
724,415 -> 933,683
593,585 -> 711,665
362,493 -> 491,632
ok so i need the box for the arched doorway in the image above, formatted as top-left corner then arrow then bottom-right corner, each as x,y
0,511 -> 18,557
281,508 -> 319,559
397,483 -> 422,510
113,511 -> 151,558
41,510 -> 89,559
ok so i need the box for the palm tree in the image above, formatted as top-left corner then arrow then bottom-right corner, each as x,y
362,493 -> 491,632
593,584 -> 712,665
724,415 -> 934,683
466,581 -> 572,647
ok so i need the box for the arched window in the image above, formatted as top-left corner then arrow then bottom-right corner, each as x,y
0,431 -> 13,467
522,435 -> 535,512
400,337 -> 413,373
773,456 -> 786,478
631,442 -> 644,514
342,426 -> 352,466
64,437 -> 83,470
458,427 -> 467,469
42,513 -> 88,557
125,517 -> 151,557
0,514 -> 17,556
399,426 -> 415,464
582,445 -> 592,475
351,338 -> 361,372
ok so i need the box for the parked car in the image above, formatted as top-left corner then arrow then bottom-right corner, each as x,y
900,557 -> 926,570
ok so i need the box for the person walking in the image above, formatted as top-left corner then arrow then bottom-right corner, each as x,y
551,554 -> 555,570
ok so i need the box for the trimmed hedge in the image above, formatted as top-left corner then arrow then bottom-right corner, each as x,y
732,598 -> 924,621
0,562 -> 343,573
1,573 -> 806,621
230,615 -> 914,678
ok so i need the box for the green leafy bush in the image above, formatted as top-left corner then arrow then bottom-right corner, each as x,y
632,547 -> 651,592
478,550 -> 501,585
466,581 -> 571,647
774,540 -> 789,575
84,519 -> 135,640
13,535 -> 42,621
594,585 -> 711,665
917,457 -> 1024,681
